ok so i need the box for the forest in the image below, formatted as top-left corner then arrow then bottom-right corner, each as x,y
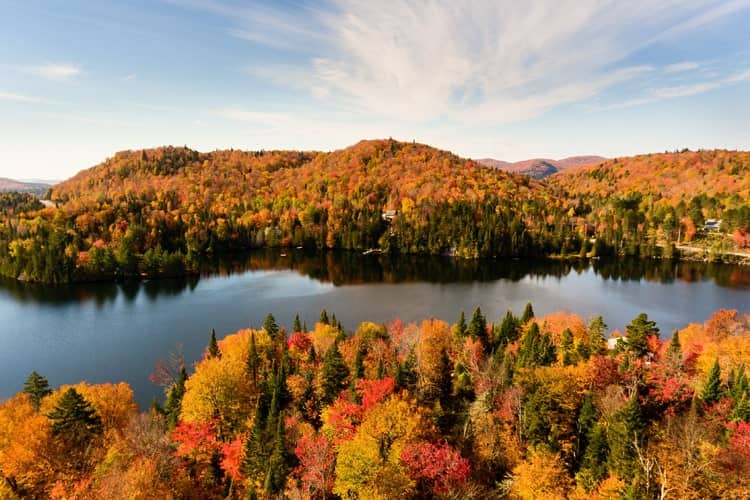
2,305 -> 750,498
0,140 -> 748,283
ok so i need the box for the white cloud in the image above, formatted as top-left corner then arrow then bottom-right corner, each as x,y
0,90 -> 44,103
124,73 -> 137,81
665,61 -> 700,73
22,63 -> 81,80
194,0 -> 747,124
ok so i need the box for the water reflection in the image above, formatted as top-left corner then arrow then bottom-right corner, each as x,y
0,251 -> 748,306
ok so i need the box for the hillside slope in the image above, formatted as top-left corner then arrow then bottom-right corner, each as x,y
0,177 -> 51,195
477,156 -> 605,179
1,139 -> 555,282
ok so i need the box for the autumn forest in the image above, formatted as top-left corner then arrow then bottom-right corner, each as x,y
2,140 -> 750,498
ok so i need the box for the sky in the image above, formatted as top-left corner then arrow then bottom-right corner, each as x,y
1,0 -> 750,180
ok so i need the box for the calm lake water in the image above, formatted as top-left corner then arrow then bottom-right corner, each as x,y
1,251 -> 749,407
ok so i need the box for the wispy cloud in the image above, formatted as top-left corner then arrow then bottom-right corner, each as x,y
124,73 -> 137,81
665,61 -> 700,73
604,67 -> 750,109
174,0 -> 749,124
22,63 -> 81,80
0,90 -> 45,103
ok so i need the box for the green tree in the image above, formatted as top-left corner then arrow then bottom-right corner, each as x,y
702,359 -> 722,405
47,388 -> 103,453
263,313 -> 280,341
207,328 -> 220,359
467,307 -> 488,351
561,328 -> 575,366
624,313 -> 659,357
455,310 -> 467,338
321,341 -> 349,404
319,308 -> 329,325
23,371 -> 52,411
520,302 -> 535,324
293,314 -> 302,333
494,310 -> 520,347
164,365 -> 187,428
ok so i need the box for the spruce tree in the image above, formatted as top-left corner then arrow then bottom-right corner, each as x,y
23,370 -> 52,410
495,310 -> 520,347
624,313 -> 659,357
587,316 -> 608,355
321,341 -> 349,404
518,322 -> 542,367
575,391 -> 597,468
263,313 -> 280,341
561,328 -> 575,366
731,364 -> 749,401
395,349 -> 418,392
666,330 -> 681,358
468,307 -> 489,351
520,302 -> 535,324
164,365 -> 187,428
353,344 -> 366,380
293,314 -> 302,333
577,424 -> 610,491
319,308 -> 329,325
702,359 -> 722,405
47,388 -> 103,446
609,393 -> 644,480
455,310 -> 467,337
208,328 -> 220,358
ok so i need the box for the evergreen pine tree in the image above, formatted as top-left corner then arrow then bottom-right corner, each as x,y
353,343 -> 365,380
495,310 -> 520,347
520,302 -> 535,324
667,331 -> 682,358
293,314 -> 302,333
164,365 -> 188,428
467,307 -> 489,351
561,328 -> 575,366
395,349 -> 418,392
609,393 -> 644,481
538,332 -> 557,366
263,313 -> 280,341
575,391 -> 597,468
518,322 -> 542,367
731,364 -> 749,401
587,316 -> 608,355
455,310 -> 467,338
320,341 -> 349,404
47,387 -> 103,447
319,308 -> 329,325
577,424 -> 610,491
208,328 -> 220,359
702,359 -> 722,404
624,313 -> 659,357
23,370 -> 52,410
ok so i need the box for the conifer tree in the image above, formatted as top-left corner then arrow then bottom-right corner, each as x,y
666,330 -> 681,358
561,328 -> 575,366
164,364 -> 188,428
575,392 -> 597,468
293,314 -> 302,333
47,387 -> 103,448
577,424 -> 609,491
353,344 -> 366,380
468,307 -> 489,351
319,308 -> 329,324
520,302 -> 535,324
609,393 -> 644,481
624,313 -> 659,356
730,364 -> 749,401
263,313 -> 280,341
518,322 -> 542,368
455,310 -> 467,337
23,370 -> 52,411
321,341 -> 349,404
395,348 -> 418,392
702,359 -> 722,404
495,310 -> 520,347
208,328 -> 220,359
587,315 -> 608,356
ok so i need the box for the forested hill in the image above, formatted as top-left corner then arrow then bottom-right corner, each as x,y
550,149 -> 750,202
1,140 -> 556,283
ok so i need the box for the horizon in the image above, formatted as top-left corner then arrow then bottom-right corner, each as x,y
2,0 -> 750,179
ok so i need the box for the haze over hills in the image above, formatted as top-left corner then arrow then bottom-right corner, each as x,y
477,156 -> 606,179
0,177 -> 53,195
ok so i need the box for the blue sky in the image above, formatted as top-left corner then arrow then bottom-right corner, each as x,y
1,0 -> 750,179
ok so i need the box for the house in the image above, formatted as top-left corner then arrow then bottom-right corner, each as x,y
382,210 -> 398,222
704,219 -> 722,232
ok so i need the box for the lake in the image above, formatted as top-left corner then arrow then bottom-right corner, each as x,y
1,250 -> 749,407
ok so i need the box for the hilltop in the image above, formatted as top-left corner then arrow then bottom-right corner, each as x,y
0,177 -> 52,195
477,155 -> 605,179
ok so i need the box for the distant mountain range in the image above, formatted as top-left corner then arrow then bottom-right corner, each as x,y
0,178 -> 55,195
476,156 -> 606,179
